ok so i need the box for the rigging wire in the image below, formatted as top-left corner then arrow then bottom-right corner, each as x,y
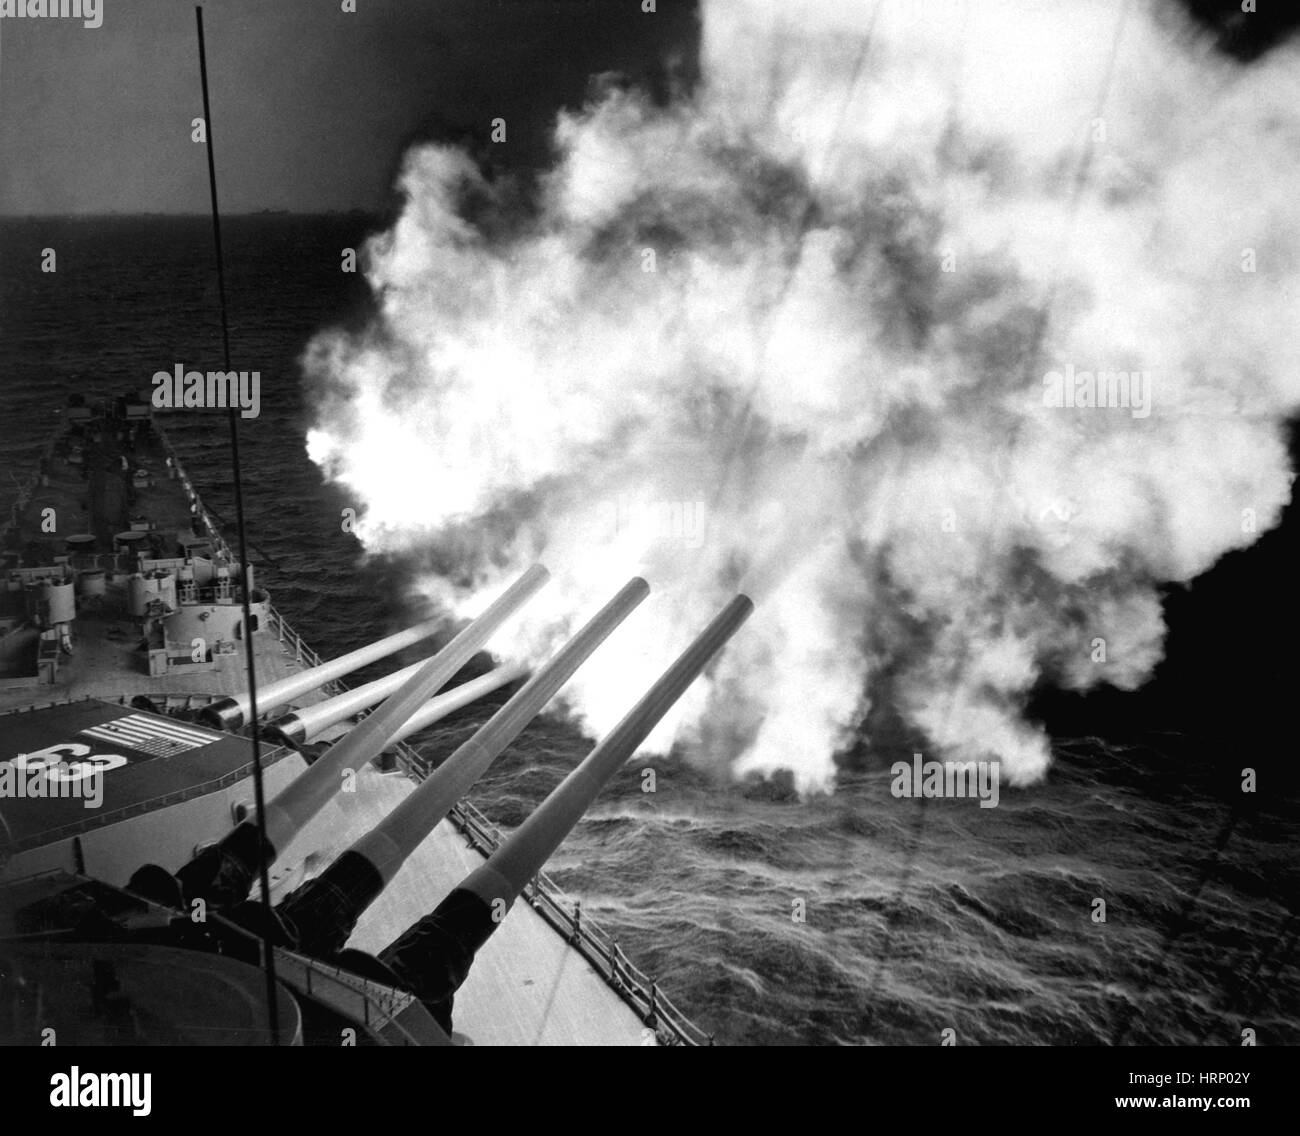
971,0 -> 1291,1045
693,2 -> 883,552
1119,778 -> 1297,1046
194,4 -> 281,1046
871,0 -> 1132,1040
684,0 -> 1287,1048
1110,798 -> 1240,1044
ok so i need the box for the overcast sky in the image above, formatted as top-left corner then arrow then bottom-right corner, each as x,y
0,0 -> 699,215
2,1 -> 1294,217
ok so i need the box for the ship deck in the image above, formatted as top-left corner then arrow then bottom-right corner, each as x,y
0,611 -> 309,716
5,407 -> 200,568
279,769 -> 655,1046
0,699 -> 287,849
0,405 -> 332,716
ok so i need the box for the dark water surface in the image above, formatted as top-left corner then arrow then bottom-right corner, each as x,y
1,216 -> 1295,1045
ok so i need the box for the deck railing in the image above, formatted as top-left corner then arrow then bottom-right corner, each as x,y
443,793 -> 712,1046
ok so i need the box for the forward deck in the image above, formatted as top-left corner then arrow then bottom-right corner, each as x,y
0,400 -> 708,1045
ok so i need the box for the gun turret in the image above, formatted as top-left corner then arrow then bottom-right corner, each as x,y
377,594 -> 753,1032
166,565 -> 549,908
266,658 -> 529,746
202,615 -> 463,733
276,577 -> 650,955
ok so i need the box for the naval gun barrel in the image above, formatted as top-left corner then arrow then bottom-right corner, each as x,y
376,593 -> 753,1030
277,577 -> 650,956
202,604 -> 494,733
268,654 -> 526,746
384,663 -> 528,746
174,564 -> 549,907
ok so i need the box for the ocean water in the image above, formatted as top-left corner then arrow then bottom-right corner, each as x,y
1,216 -> 1296,1046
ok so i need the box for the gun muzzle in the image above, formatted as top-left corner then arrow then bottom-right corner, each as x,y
175,564 -> 549,907
376,593 -> 753,1026
277,577 -> 649,956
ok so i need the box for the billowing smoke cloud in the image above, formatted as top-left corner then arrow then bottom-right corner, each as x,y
303,0 -> 1300,791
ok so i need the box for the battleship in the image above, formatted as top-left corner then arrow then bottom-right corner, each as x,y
0,390 -> 751,1046
0,6 -> 754,1049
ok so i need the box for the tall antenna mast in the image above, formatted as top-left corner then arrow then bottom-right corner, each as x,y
194,4 -> 281,1045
